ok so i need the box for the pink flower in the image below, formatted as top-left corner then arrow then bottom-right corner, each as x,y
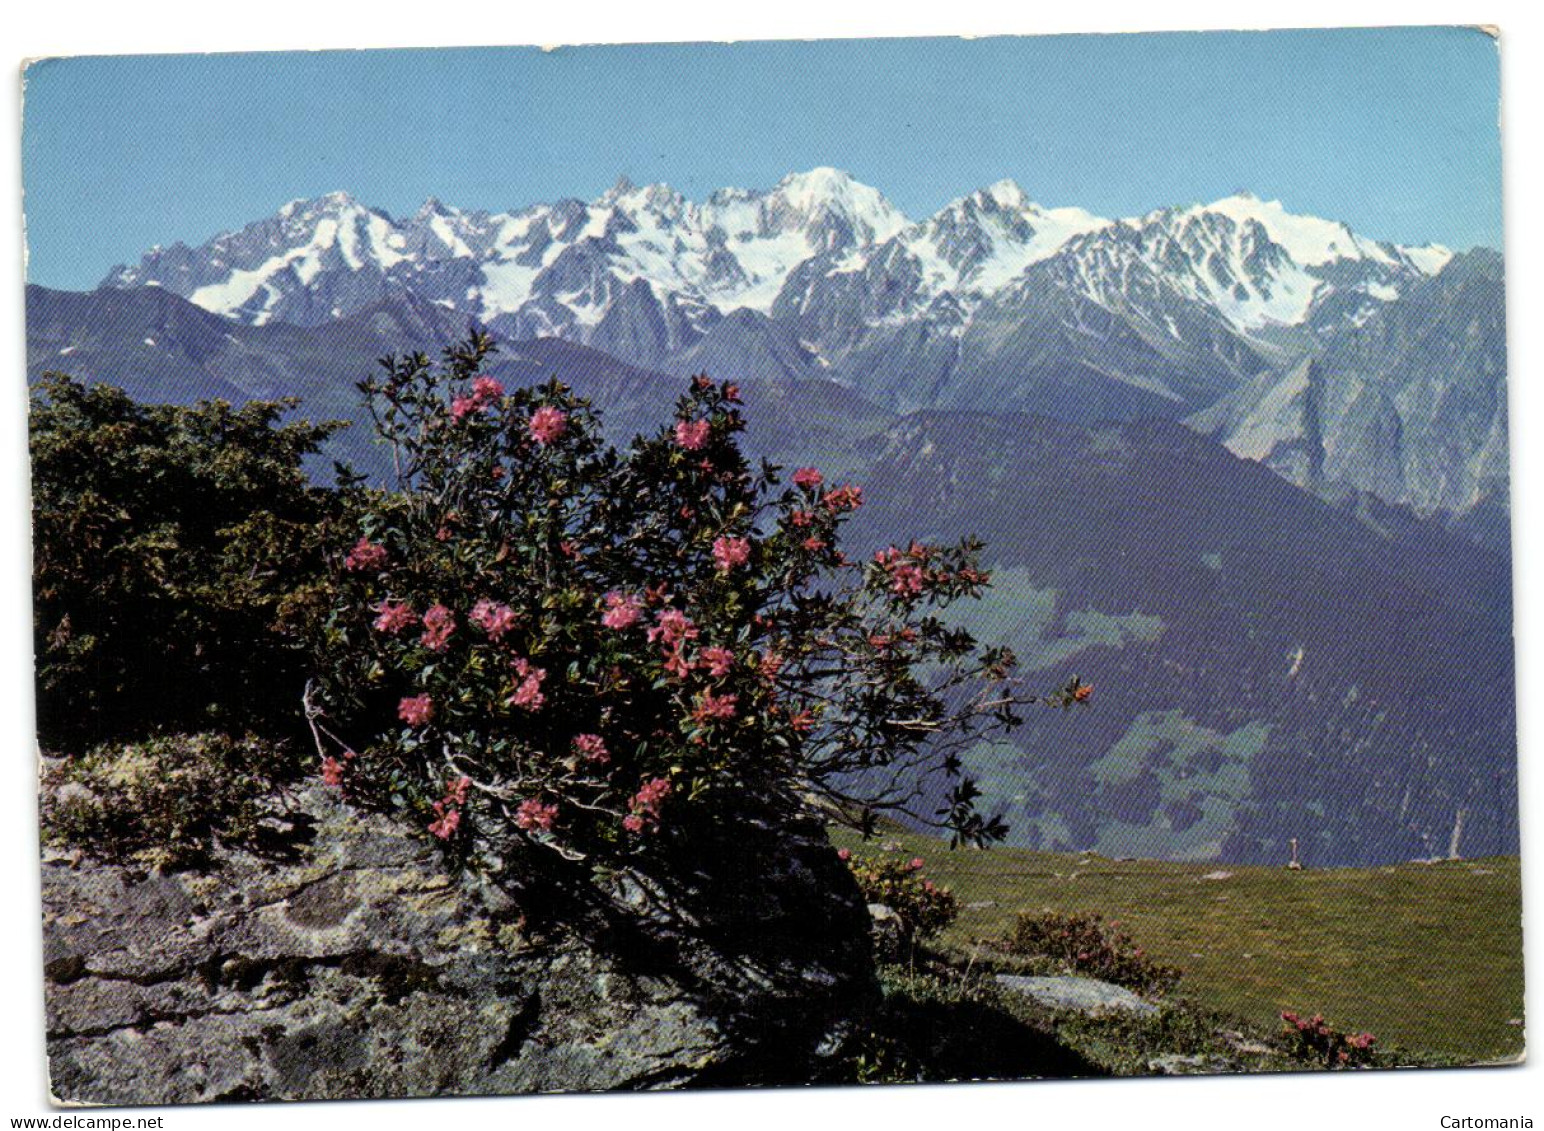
528,406 -> 569,445
909,857 -> 925,871
890,564 -> 925,595
789,710 -> 816,734
792,467 -> 824,490
674,418 -> 711,450
876,547 -> 927,596
633,777 -> 672,814
510,680 -> 546,712
701,646 -> 734,678
712,536 -> 751,571
343,536 -> 388,571
472,375 -> 505,401
663,646 -> 696,680
320,756 -> 346,787
398,694 -> 434,727
802,537 -> 827,553
470,598 -> 518,641
451,376 -> 505,422
600,591 -> 644,630
427,775 -> 472,838
837,848 -> 852,862
692,690 -> 738,725
428,807 -> 461,840
573,733 -> 609,764
624,777 -> 672,834
756,650 -> 784,682
647,608 -> 699,648
508,657 -> 547,711
823,484 -> 864,512
373,599 -> 417,635
420,603 -> 456,651
514,798 -> 559,832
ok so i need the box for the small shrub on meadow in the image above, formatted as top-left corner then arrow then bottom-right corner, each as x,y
309,332 -> 1090,870
42,732 -> 297,868
1000,909 -> 1181,997
841,849 -> 960,952
1278,1010 -> 1379,1068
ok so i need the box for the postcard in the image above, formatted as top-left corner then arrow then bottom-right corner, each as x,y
20,27 -> 1520,1105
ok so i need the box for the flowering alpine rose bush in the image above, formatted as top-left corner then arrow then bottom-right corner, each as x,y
841,849 -> 960,948
1000,910 -> 1182,997
308,331 -> 1089,865
1278,1011 -> 1379,1069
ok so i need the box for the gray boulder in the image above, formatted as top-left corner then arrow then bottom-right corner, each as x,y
1145,1053 -> 1239,1075
41,785 -> 876,1104
993,974 -> 1159,1017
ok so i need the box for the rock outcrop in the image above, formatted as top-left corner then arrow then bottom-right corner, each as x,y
993,974 -> 1159,1017
41,785 -> 877,1104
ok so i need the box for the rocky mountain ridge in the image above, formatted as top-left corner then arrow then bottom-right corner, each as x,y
94,169 -> 1502,526
101,170 -> 1449,411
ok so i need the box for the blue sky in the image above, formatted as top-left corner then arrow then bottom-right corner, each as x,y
22,26 -> 1502,290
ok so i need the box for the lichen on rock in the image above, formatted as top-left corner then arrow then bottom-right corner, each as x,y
41,783 -> 877,1104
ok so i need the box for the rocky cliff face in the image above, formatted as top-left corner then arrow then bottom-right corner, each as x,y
1189,250 -> 1508,530
41,784 -> 877,1104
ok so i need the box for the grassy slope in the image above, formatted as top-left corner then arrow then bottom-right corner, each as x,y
831,826 -> 1525,1061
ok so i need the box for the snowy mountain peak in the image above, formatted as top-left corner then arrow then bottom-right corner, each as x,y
768,167 -> 908,239
1056,192 -> 1461,332
416,196 -> 456,219
277,191 -> 369,221
982,178 -> 1030,210
598,175 -> 638,204
600,178 -> 685,220
774,165 -> 860,202
1198,193 -> 1387,267
1401,243 -> 1456,276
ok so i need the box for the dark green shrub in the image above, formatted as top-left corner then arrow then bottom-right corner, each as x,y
29,374 -> 348,748
1000,909 -> 1182,996
41,732 -> 297,867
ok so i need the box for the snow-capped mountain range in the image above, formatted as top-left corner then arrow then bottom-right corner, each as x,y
98,167 -> 1506,526
103,167 -> 1447,359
